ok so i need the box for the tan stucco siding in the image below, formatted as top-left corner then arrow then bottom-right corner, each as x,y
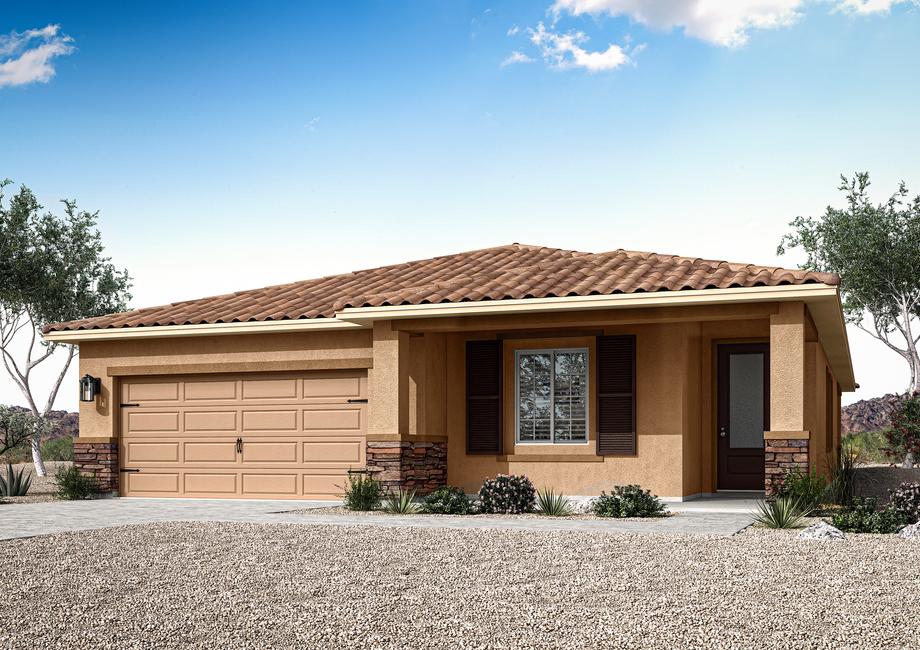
77,330 -> 373,439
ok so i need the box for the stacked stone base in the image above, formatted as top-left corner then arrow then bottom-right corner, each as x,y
365,440 -> 447,495
73,439 -> 118,493
764,438 -> 809,497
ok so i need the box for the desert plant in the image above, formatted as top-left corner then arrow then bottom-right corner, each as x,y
844,430 -> 890,465
422,486 -> 474,515
889,482 -> 920,524
778,468 -> 827,511
41,436 -> 74,462
0,463 -> 32,497
54,464 -> 98,500
831,497 -> 908,534
340,471 -> 382,511
886,395 -> 920,468
382,488 -> 421,514
829,437 -> 860,507
592,485 -> 667,518
478,474 -> 536,514
753,495 -> 811,529
535,488 -> 575,517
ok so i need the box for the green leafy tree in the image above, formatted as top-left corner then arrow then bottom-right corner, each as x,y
0,406 -> 49,458
0,180 -> 131,475
779,172 -> 920,395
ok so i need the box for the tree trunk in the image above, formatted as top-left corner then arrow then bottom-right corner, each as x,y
31,434 -> 47,477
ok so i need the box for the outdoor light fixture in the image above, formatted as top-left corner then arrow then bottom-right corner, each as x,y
79,374 -> 101,402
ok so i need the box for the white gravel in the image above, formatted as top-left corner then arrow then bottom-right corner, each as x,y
1,522 -> 919,649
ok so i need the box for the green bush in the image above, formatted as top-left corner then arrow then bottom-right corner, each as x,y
778,468 -> 827,511
54,465 -> 98,500
422,486 -> 474,515
0,463 -> 32,497
382,488 -> 421,514
340,472 -> 382,511
42,436 -> 74,461
478,474 -> 536,514
753,495 -> 811,529
829,437 -> 859,507
593,485 -> 667,518
845,430 -> 891,465
888,482 -> 920,524
535,488 -> 575,517
831,497 -> 907,534
886,395 -> 920,464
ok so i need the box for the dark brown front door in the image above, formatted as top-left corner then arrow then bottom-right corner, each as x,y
717,343 -> 769,491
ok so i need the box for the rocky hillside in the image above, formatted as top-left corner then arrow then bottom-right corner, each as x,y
3,405 -> 79,439
842,394 -> 904,434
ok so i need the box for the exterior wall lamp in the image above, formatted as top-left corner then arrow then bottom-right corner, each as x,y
79,374 -> 101,402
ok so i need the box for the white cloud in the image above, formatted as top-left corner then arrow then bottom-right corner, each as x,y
501,51 -> 534,67
507,25 -> 521,36
529,22 -> 633,71
836,0 -> 917,14
0,24 -> 74,88
305,117 -> 320,132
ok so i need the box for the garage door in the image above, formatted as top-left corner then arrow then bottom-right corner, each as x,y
119,371 -> 367,499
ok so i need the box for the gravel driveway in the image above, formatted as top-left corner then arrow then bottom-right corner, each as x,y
1,522 -> 918,649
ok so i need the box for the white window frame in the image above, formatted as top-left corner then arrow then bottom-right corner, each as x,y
514,347 -> 590,445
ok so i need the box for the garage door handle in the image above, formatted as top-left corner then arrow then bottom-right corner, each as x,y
236,437 -> 243,454
347,398 -> 368,403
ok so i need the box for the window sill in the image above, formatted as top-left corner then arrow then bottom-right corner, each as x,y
496,454 -> 604,463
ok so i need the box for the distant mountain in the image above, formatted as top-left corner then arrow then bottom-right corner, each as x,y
842,394 -> 904,434
4,406 -> 79,439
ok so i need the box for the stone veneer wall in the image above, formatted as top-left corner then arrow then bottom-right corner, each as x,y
73,439 -> 119,493
764,438 -> 809,497
365,440 -> 447,495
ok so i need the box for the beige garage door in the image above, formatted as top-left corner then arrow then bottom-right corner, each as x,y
119,371 -> 367,499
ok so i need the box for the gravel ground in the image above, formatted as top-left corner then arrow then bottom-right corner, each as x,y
0,461 -> 68,504
296,505 -> 670,520
2,522 -> 919,649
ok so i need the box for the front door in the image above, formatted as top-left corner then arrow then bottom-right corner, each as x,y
717,343 -> 768,491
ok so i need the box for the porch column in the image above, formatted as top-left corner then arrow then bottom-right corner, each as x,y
365,322 -> 446,494
765,302 -> 810,496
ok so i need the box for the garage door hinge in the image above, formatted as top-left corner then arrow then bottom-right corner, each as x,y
120,468 -> 140,473
120,403 -> 140,408
347,398 -> 368,403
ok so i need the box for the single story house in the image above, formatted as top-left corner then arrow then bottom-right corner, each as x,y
44,244 -> 855,501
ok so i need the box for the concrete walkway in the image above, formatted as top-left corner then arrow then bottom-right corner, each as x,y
0,497 -> 755,540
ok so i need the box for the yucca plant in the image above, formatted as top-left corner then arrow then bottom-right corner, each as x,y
382,488 -> 421,514
0,463 -> 33,497
753,495 -> 812,529
535,488 -> 575,517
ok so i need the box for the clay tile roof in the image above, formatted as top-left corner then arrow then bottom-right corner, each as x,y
44,244 -> 839,333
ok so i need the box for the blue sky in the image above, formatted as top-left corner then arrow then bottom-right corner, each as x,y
2,0 -> 920,409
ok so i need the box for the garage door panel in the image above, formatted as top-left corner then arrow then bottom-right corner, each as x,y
185,380 -> 237,401
242,410 -> 297,431
184,441 -> 238,463
184,411 -> 238,432
127,411 -> 180,433
125,442 -> 179,463
184,473 -> 237,494
125,472 -> 179,494
242,441 -> 298,463
242,378 -> 298,400
303,440 -> 363,464
121,371 -> 366,499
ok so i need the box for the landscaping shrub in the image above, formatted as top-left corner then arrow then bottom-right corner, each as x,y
886,395 -> 920,467
829,437 -> 859,507
830,497 -> 907,534
422,486 -> 473,515
382,488 -> 421,514
592,485 -> 667,518
889,482 -> 920,524
753,495 -> 811,529
478,474 -> 536,514
54,465 -> 98,500
535,488 -> 575,517
778,468 -> 827,511
41,436 -> 74,461
0,463 -> 32,497
845,430 -> 890,465
340,472 -> 382,511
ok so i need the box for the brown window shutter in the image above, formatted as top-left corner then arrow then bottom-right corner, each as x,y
466,339 -> 503,455
597,335 -> 636,456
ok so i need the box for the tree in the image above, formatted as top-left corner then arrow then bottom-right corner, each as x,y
0,180 -> 131,475
0,406 -> 49,458
886,395 -> 920,468
778,172 -> 920,395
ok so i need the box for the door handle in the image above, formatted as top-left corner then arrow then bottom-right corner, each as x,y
236,437 -> 243,454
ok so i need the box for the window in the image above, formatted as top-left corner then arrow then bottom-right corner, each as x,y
516,348 -> 588,443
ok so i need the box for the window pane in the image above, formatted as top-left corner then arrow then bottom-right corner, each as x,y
553,351 -> 588,442
518,353 -> 552,442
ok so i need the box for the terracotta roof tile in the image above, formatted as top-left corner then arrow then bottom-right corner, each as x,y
44,244 -> 838,333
